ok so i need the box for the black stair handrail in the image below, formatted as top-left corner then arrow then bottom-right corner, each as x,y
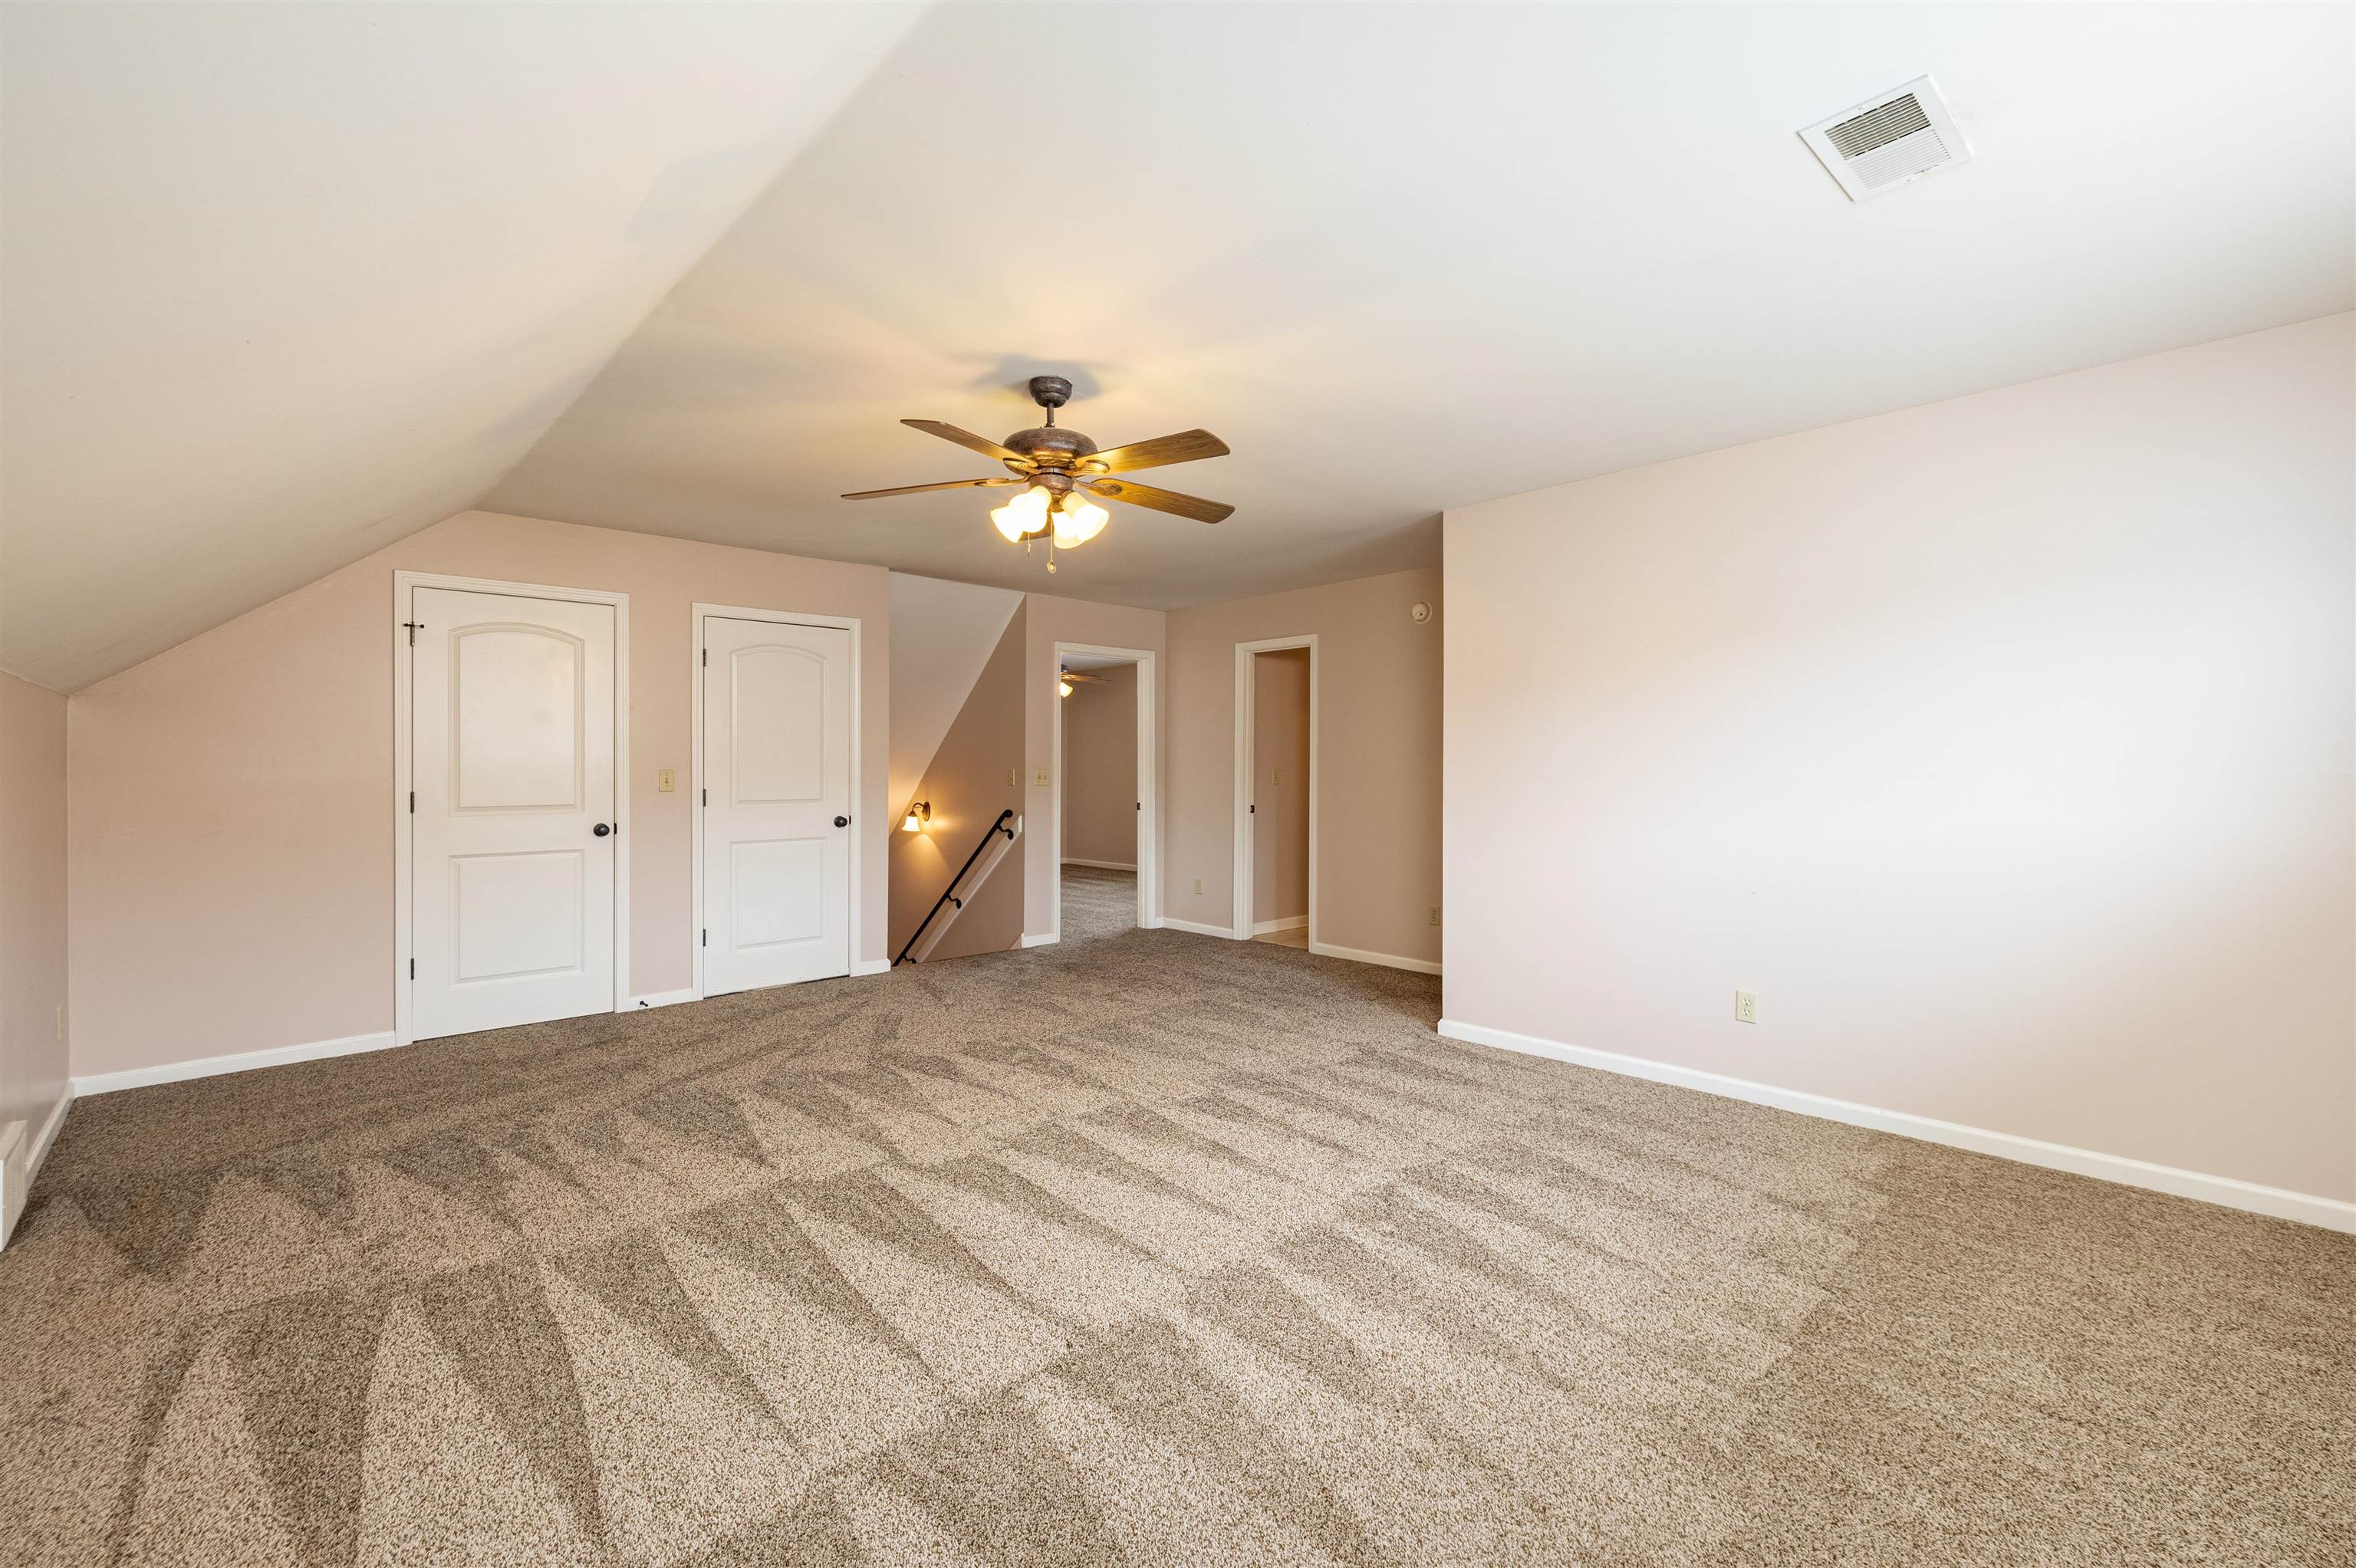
894,808 -> 1017,966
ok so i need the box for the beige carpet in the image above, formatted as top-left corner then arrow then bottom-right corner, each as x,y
2,903 -> 2351,1566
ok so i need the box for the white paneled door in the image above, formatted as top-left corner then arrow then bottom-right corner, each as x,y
411,587 -> 618,1038
702,616 -> 852,995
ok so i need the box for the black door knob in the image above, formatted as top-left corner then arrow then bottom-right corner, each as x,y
833,815 -> 850,828
593,823 -> 612,837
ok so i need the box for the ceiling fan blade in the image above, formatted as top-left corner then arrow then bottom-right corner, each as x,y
1084,477 -> 1235,524
1084,429 -> 1229,475
903,419 -> 1025,463
841,476 -> 1023,500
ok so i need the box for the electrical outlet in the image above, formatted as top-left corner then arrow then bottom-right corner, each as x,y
1193,877 -> 1203,896
657,768 -> 676,793
1429,906 -> 1441,926
1735,990 -> 1758,1024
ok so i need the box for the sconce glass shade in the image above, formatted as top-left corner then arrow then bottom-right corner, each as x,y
901,801 -> 929,832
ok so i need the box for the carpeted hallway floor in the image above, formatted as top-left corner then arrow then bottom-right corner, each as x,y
2,909 -> 2351,1566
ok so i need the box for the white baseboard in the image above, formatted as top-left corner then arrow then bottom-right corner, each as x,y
625,988 -> 700,1010
1436,1017 -> 2355,1235
1160,917 -> 1238,939
28,1090 -> 69,1185
1253,915 -> 1309,935
1312,941 -> 1442,975
0,1091 -> 72,1248
73,1030 -> 402,1097
851,958 -> 891,977
1061,858 -> 1137,872
1020,932 -> 1059,948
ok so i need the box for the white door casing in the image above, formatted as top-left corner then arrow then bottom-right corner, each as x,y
409,585 -> 619,1039
700,615 -> 853,994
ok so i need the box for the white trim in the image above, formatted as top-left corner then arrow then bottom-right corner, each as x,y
1253,915 -> 1308,935
1051,643 -> 1158,943
691,603 -> 867,1001
74,1031 -> 402,1097
851,958 -> 891,977
393,571 -> 631,1048
626,988 -> 700,1011
1313,941 -> 1441,975
1020,932 -> 1060,948
1436,1017 -> 2356,1234
1233,636 -> 1318,948
29,1089 -> 69,1177
1160,917 -> 1236,939
1061,857 -> 1137,872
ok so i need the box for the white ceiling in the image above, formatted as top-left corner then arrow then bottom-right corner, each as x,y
0,2 -> 921,689
6,3 -> 2351,690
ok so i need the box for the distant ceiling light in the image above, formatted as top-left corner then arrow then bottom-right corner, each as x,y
1799,76 -> 1971,201
1059,678 -> 1074,698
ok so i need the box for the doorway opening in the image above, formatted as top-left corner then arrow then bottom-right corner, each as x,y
1052,642 -> 1157,945
1233,636 -> 1317,948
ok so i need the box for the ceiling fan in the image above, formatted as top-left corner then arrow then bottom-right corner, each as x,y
1058,666 -> 1110,697
842,376 -> 1232,573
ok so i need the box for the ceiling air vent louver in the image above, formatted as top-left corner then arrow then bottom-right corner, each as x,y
1800,76 -> 1971,201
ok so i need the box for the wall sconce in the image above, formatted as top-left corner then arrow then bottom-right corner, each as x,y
901,800 -> 930,833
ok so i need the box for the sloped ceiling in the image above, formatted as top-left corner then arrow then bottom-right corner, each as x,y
6,2 -> 2351,692
0,1 -> 921,690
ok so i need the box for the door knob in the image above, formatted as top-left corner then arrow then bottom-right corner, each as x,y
833,815 -> 850,828
593,822 -> 612,837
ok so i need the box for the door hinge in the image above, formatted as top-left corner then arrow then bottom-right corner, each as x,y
408,791 -> 414,813
701,788 -> 707,806
409,958 -> 415,978
702,648 -> 707,667
702,929 -> 707,947
402,620 -> 423,646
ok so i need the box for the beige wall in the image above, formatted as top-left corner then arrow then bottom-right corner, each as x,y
1444,314 -> 2355,1204
1166,567 -> 1443,965
67,510 -> 891,1078
1022,593 -> 1167,938
1061,664 -> 1137,868
888,606 -> 1026,962
1251,649 -> 1310,924
2,672 -> 71,1142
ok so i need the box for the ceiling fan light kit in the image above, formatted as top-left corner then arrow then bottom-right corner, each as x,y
844,374 -> 1232,573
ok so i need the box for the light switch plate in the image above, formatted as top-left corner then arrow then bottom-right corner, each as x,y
1035,766 -> 1050,786
657,768 -> 676,792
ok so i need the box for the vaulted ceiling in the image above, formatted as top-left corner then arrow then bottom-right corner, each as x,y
6,2 -> 2350,691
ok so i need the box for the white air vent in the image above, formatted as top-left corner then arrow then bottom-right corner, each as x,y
1800,76 -> 1971,201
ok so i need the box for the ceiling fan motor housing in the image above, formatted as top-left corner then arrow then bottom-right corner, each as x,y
1003,426 -> 1098,477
